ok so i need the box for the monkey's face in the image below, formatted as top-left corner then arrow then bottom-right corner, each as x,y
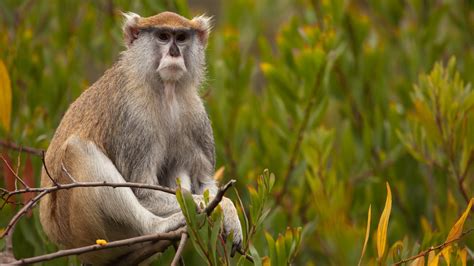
151,27 -> 192,82
122,12 -> 211,87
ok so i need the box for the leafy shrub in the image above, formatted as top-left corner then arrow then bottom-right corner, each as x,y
1,0 -> 474,265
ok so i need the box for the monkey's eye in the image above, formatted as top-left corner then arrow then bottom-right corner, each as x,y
156,32 -> 171,42
175,32 -> 189,44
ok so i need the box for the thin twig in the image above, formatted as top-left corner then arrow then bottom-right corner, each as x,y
393,228 -> 474,265
14,148 -> 22,191
275,66 -> 325,205
1,155 -> 29,188
0,196 -> 24,208
0,181 -> 176,239
171,233 -> 188,266
276,97 -> 316,204
204,179 -> 236,215
2,181 -> 175,199
0,140 -> 43,157
203,180 -> 254,263
1,190 -> 48,239
10,228 -> 186,265
41,151 -> 60,187
2,174 -> 246,264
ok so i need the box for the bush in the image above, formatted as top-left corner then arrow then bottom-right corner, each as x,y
1,0 -> 474,265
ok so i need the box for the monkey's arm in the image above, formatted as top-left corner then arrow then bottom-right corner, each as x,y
42,136 -> 187,252
136,181 -> 242,248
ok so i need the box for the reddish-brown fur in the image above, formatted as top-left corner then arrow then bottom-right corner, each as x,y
137,11 -> 202,30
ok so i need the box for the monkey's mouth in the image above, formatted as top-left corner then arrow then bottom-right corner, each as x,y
157,57 -> 187,81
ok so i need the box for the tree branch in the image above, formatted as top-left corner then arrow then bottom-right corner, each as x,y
0,181 -> 176,239
275,66 -> 325,205
41,151 -> 60,186
393,228 -> 474,265
171,233 -> 188,266
1,155 -> 29,188
204,179 -> 236,215
1,166 -> 249,264
10,228 -> 186,265
0,140 -> 43,157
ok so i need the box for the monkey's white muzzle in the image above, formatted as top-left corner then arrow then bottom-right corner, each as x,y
157,56 -> 187,81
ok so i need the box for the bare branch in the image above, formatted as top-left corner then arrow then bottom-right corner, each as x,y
1,174 -> 245,264
200,180 -> 254,263
171,233 -> 188,266
10,228 -> 186,265
1,155 -> 29,188
14,149 -> 22,190
204,179 -> 236,215
0,140 -> 43,157
1,190 -> 48,239
41,151 -> 60,187
0,181 -> 176,239
393,228 -> 474,265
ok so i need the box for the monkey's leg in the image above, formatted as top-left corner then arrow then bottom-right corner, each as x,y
62,135 -> 186,243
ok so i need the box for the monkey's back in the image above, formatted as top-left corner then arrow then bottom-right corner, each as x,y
39,64 -> 125,247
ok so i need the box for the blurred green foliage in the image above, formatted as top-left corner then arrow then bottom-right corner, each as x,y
1,0 -> 474,265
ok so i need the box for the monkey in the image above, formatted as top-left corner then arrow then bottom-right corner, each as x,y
39,11 -> 242,265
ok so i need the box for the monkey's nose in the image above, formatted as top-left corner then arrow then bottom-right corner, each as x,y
169,43 -> 180,57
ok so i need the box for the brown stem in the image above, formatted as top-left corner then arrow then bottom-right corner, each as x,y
41,151 -> 60,186
1,155 -> 28,188
275,66 -> 325,205
0,140 -> 43,157
0,181 -> 175,239
1,190 -> 48,239
10,229 -> 186,265
204,179 -> 236,216
171,233 -> 188,266
393,228 -> 474,265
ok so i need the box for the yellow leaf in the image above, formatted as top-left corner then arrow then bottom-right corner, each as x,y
262,256 -> 271,266
212,166 -> 225,181
0,59 -> 12,132
441,246 -> 451,265
96,239 -> 108,245
358,204 -> 371,266
427,252 -> 440,266
410,256 -> 424,266
459,248 -> 467,266
446,198 -> 473,242
377,182 -> 392,260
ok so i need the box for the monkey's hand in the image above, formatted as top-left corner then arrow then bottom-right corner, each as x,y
219,197 -> 243,255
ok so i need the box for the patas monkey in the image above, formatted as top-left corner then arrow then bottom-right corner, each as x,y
39,11 -> 242,264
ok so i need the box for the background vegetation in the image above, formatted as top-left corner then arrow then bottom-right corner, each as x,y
1,0 -> 474,265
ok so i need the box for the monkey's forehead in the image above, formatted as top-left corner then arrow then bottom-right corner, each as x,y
137,12 -> 199,29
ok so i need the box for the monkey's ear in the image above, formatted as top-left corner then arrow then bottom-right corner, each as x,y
122,12 -> 141,48
192,15 -> 213,46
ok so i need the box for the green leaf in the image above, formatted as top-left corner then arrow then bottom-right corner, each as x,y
264,231 -> 276,265
210,206 -> 223,264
